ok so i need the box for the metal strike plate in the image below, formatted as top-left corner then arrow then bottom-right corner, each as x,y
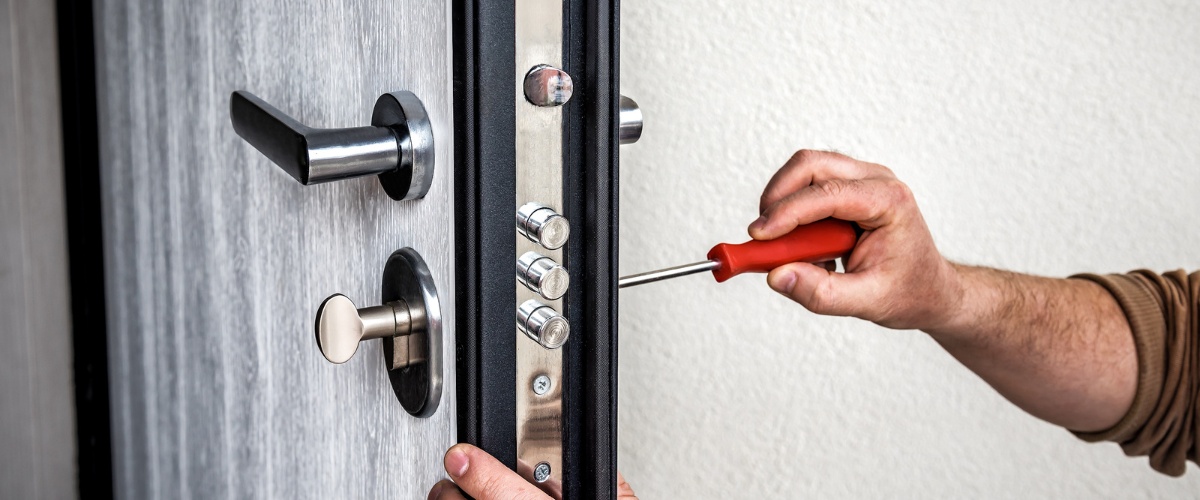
515,0 -> 568,494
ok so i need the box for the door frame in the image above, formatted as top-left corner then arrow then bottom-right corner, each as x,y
453,0 -> 621,497
56,0 -> 115,497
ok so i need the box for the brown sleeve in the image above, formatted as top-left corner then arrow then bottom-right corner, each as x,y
1070,270 -> 1200,476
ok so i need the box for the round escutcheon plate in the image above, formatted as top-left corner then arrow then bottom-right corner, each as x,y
380,248 -> 442,417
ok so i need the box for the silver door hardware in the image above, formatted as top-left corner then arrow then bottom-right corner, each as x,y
516,202 -> 571,250
531,374 -> 552,396
619,95 -> 643,145
312,248 -> 443,417
523,65 -> 574,107
517,299 -> 570,349
516,251 -> 570,301
533,462 -> 552,483
229,90 -> 435,201
315,294 -> 423,365
515,0 -> 569,490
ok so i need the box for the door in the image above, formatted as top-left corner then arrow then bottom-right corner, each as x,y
95,1 -> 456,497
91,0 -> 624,498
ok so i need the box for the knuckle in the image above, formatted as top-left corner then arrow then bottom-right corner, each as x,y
791,148 -> 835,167
790,148 -> 818,165
805,277 -> 838,313
815,179 -> 845,198
886,179 -> 915,204
869,162 -> 897,178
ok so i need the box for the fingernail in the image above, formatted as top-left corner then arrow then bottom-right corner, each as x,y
749,216 -> 767,232
427,482 -> 444,500
773,271 -> 797,293
445,447 -> 469,478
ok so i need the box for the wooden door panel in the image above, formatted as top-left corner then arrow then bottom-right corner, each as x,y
95,1 -> 454,497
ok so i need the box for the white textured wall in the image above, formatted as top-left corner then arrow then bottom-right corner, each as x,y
618,1 -> 1200,497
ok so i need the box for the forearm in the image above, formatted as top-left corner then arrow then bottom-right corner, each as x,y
924,264 -> 1137,432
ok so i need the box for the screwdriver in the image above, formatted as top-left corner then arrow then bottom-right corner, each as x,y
618,218 -> 860,289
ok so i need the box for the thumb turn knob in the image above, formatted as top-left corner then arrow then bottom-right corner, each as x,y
315,294 -> 422,365
312,248 -> 443,417
230,90 -> 434,201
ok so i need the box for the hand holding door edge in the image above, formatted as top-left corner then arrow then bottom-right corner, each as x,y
427,444 -> 638,500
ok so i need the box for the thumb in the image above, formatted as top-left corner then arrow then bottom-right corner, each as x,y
767,262 -> 875,317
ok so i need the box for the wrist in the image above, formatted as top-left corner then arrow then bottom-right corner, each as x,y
921,261 -> 978,339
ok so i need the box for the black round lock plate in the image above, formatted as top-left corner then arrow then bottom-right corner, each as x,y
380,248 -> 442,417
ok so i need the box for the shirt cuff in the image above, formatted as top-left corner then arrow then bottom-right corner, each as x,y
1068,273 -> 1165,444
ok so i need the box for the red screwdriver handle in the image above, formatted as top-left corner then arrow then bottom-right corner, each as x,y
706,218 -> 859,283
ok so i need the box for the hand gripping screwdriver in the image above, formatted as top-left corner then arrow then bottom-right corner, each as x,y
618,218 -> 859,289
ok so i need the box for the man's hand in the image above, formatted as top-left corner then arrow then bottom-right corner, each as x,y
427,444 -> 638,500
751,149 -> 1137,433
751,150 -> 963,331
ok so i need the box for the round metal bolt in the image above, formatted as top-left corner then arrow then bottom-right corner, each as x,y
532,374 -> 552,396
517,251 -> 570,301
619,95 -> 643,145
523,65 -> 574,107
533,462 -> 552,483
517,300 -> 571,349
533,215 -> 571,250
516,202 -> 571,250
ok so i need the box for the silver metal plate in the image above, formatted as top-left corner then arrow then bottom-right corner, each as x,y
515,0 -> 566,495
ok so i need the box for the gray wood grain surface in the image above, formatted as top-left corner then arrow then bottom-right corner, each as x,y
94,0 -> 456,497
0,0 -> 77,497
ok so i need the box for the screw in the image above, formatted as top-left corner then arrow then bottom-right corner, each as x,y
533,462 -> 552,483
532,374 -> 552,396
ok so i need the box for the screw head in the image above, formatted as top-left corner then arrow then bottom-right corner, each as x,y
532,374 -> 552,396
533,462 -> 552,483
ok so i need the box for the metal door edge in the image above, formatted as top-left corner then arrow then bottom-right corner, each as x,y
452,0 -> 620,498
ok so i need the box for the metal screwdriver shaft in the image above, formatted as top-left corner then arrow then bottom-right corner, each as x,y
618,260 -> 720,289
616,219 -> 860,290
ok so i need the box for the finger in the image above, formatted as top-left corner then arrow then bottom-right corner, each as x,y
750,177 -> 912,240
444,444 -> 549,500
766,262 -> 879,317
429,480 -> 468,500
437,489 -> 468,500
758,150 -> 886,214
617,472 -> 639,500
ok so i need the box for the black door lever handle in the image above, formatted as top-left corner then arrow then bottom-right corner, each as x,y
229,90 -> 434,201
